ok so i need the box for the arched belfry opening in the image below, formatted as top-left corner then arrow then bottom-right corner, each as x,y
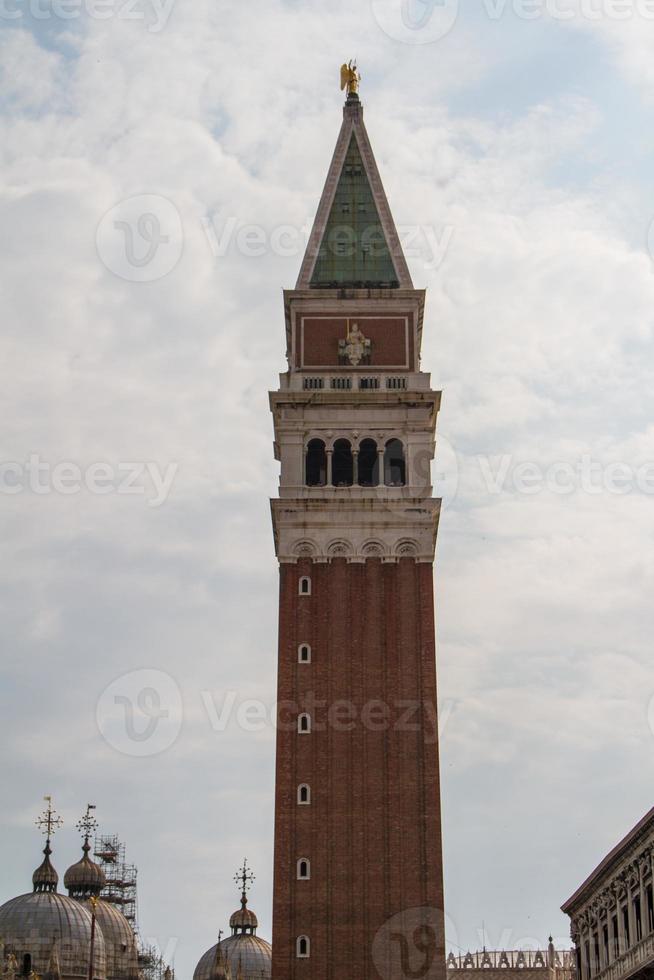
358,438 -> 379,486
384,438 -> 406,487
332,439 -> 353,486
305,439 -> 326,486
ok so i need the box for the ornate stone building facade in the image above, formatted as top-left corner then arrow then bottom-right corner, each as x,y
562,807 -> 654,980
269,87 -> 445,979
447,945 -> 575,980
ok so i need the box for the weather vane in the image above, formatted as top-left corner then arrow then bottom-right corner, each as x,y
35,796 -> 63,841
340,60 -> 361,97
76,804 -> 98,844
234,859 -> 255,899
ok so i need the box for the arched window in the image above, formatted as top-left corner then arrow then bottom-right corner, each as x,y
296,936 -> 311,958
297,858 -> 311,880
297,784 -> 311,804
298,643 -> 311,663
358,438 -> 379,486
332,438 -> 353,486
384,439 -> 406,486
298,576 -> 311,596
305,439 -> 326,487
298,713 -> 311,734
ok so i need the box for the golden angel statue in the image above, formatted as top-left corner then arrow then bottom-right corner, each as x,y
340,60 -> 361,97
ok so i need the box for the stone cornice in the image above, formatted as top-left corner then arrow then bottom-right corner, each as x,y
270,497 -> 440,564
563,809 -> 654,918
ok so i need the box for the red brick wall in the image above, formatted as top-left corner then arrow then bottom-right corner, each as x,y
271,558 -> 446,980
297,316 -> 415,370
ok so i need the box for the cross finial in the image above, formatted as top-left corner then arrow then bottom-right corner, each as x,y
35,796 -> 63,842
76,804 -> 98,846
233,858 -> 255,903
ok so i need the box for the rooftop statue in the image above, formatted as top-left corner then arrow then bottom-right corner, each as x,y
340,60 -> 361,97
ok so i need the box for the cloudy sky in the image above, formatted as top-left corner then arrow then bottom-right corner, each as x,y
2,0 -> 654,976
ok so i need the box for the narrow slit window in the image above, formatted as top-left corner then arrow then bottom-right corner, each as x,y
298,576 -> 311,596
298,713 -> 311,734
297,858 -> 310,880
297,784 -> 311,805
298,644 -> 311,664
296,936 -> 310,958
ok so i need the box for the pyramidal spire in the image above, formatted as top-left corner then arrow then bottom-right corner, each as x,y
297,73 -> 413,290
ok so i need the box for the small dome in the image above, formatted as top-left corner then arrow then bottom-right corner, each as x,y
229,905 -> 258,933
194,861 -> 270,980
33,842 -> 59,893
193,935 -> 271,980
64,843 -> 106,898
0,891 -> 107,980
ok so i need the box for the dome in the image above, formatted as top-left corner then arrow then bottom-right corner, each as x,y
77,900 -> 139,980
64,843 -> 106,899
0,891 -> 107,980
33,843 -> 59,893
229,906 -> 258,933
64,831 -> 138,980
193,861 -> 271,980
193,935 -> 271,980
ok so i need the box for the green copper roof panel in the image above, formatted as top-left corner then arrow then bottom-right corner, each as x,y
310,134 -> 399,288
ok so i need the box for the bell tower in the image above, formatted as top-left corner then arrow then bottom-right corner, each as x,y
269,84 -> 445,980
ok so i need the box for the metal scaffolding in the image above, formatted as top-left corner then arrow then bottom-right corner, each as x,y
92,833 -> 173,980
138,944 -> 171,980
93,835 -> 138,924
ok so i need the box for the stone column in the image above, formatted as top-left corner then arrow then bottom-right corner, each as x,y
639,862 -> 648,938
627,889 -> 636,951
617,899 -> 626,959
586,930 -> 593,980
326,450 -> 333,486
352,450 -> 359,486
597,911 -> 609,971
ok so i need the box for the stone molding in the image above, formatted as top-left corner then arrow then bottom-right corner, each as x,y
270,498 -> 440,564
